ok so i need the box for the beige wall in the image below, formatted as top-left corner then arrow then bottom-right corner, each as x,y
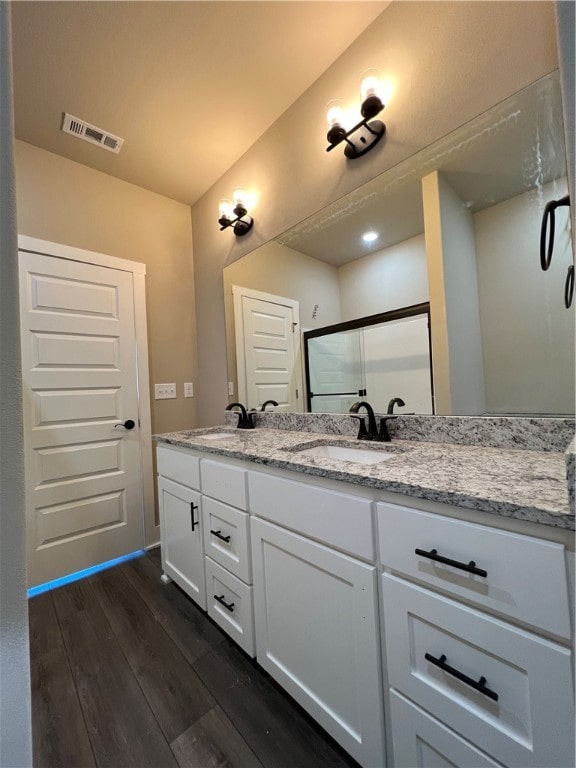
190,0 -> 558,425
15,140 -> 196,434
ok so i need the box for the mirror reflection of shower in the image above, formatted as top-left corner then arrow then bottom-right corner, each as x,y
304,304 -> 434,415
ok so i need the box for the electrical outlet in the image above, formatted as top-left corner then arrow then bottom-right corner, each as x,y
228,381 -> 234,396
184,382 -> 194,398
155,383 -> 177,399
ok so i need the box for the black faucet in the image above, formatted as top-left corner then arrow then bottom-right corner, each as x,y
349,401 -> 379,440
260,400 -> 278,411
387,397 -> 405,414
225,402 -> 255,429
349,400 -> 398,442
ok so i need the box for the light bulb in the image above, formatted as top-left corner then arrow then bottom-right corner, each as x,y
326,99 -> 344,129
362,231 -> 379,244
360,69 -> 381,101
218,199 -> 232,219
233,188 -> 246,208
360,69 -> 384,121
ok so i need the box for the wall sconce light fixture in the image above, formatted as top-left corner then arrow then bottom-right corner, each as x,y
218,189 -> 254,236
326,71 -> 386,159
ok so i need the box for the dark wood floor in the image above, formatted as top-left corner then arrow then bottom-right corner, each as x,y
29,548 -> 361,768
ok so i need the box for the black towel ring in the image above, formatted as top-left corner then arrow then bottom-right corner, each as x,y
565,265 -> 574,309
540,195 -> 570,271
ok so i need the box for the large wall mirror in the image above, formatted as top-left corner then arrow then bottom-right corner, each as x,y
224,72 -> 574,416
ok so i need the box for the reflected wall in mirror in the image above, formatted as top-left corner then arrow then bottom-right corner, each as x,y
223,72 -> 574,416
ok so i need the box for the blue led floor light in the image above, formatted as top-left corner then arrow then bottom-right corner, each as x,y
27,549 -> 146,598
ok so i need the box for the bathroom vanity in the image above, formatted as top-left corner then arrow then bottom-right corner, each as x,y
154,417 -> 575,768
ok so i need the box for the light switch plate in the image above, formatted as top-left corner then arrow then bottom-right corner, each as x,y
184,382 -> 194,398
155,383 -> 177,399
228,381 -> 234,396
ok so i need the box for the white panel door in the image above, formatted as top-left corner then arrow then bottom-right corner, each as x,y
19,251 -> 145,587
233,287 -> 300,411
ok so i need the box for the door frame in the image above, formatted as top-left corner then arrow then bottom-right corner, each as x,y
18,235 -> 157,548
232,284 -> 303,410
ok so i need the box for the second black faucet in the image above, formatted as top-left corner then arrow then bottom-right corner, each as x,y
349,401 -> 397,443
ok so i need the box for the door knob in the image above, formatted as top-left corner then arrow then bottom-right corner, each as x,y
114,419 -> 136,430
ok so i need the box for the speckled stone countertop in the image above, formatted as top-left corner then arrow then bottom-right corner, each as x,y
155,424 -> 574,531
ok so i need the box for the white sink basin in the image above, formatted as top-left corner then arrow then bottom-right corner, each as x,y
295,444 -> 395,465
199,432 -> 237,440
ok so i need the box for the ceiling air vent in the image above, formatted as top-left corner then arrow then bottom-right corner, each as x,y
61,113 -> 124,154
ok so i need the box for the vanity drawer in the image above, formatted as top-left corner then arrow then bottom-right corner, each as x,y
202,497 -> 251,583
205,557 -> 255,657
389,690 -> 505,768
377,502 -> 570,639
382,574 -> 574,768
201,458 -> 248,510
156,445 -> 200,490
248,471 -> 374,560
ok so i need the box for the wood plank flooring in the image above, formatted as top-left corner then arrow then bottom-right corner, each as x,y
29,549 -> 361,768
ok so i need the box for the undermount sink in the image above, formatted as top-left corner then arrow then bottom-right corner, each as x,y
198,431 -> 237,440
294,444 -> 395,465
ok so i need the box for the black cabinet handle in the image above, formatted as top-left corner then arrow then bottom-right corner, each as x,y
214,594 -> 235,612
425,653 -> 499,702
190,502 -> 198,531
415,548 -> 487,578
210,529 -> 231,543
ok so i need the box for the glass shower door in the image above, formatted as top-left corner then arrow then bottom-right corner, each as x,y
306,329 -> 366,413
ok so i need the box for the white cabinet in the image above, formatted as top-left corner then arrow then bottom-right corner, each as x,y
388,691 -> 505,768
378,502 -> 571,639
158,475 -> 206,609
202,497 -> 251,583
157,445 -> 206,609
156,443 -> 574,768
248,470 -> 374,560
204,557 -> 255,654
200,458 -> 255,656
250,475 -> 385,768
383,574 -> 573,767
378,501 -> 575,768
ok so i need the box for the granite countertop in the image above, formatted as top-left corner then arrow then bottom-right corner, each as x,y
155,426 -> 574,531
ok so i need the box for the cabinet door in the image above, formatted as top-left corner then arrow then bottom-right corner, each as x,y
383,574 -> 574,768
251,518 -> 385,768
389,691 -> 505,768
202,497 -> 251,583
378,502 -> 570,640
205,557 -> 255,657
158,477 -> 206,610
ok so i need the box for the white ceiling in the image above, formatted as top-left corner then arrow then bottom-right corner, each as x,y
10,1 -> 388,207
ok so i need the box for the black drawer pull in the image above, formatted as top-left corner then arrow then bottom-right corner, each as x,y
415,548 -> 487,578
210,529 -> 231,543
425,653 -> 498,702
214,594 -> 235,612
190,502 -> 199,531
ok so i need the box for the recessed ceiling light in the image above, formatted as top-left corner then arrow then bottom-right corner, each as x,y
362,231 -> 379,243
